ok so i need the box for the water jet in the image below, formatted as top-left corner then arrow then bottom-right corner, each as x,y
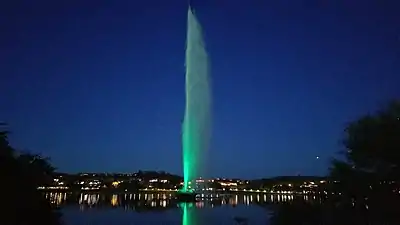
179,6 -> 211,201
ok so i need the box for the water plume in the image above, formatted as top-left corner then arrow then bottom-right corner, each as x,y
182,7 -> 211,192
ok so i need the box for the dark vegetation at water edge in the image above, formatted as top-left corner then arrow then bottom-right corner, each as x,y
270,100 -> 400,225
0,123 -> 61,225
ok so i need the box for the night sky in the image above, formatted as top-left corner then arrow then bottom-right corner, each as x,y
2,1 -> 399,178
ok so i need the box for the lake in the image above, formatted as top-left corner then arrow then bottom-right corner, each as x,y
45,192 -> 302,225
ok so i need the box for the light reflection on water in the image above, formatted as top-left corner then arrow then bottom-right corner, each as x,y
45,192 -> 304,209
44,192 -> 319,225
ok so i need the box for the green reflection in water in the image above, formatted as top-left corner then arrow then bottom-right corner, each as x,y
180,202 -> 198,225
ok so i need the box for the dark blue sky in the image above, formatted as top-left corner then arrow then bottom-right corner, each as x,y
2,1 -> 399,178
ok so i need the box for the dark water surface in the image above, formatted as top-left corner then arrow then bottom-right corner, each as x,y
46,192 -> 300,225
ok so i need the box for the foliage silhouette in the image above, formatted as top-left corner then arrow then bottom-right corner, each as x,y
331,100 -> 400,199
270,100 -> 400,225
1,124 -> 61,225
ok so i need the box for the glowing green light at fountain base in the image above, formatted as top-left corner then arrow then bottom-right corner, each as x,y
182,119 -> 199,192
182,7 -> 211,193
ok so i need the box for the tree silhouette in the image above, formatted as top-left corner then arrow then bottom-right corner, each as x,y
330,100 -> 400,194
270,100 -> 400,225
17,153 -> 56,186
0,123 -> 13,157
0,124 -> 61,225
346,101 -> 398,173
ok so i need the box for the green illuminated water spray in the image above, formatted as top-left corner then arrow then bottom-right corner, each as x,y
182,7 -> 211,192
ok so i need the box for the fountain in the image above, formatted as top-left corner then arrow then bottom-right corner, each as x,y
177,6 -> 211,202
